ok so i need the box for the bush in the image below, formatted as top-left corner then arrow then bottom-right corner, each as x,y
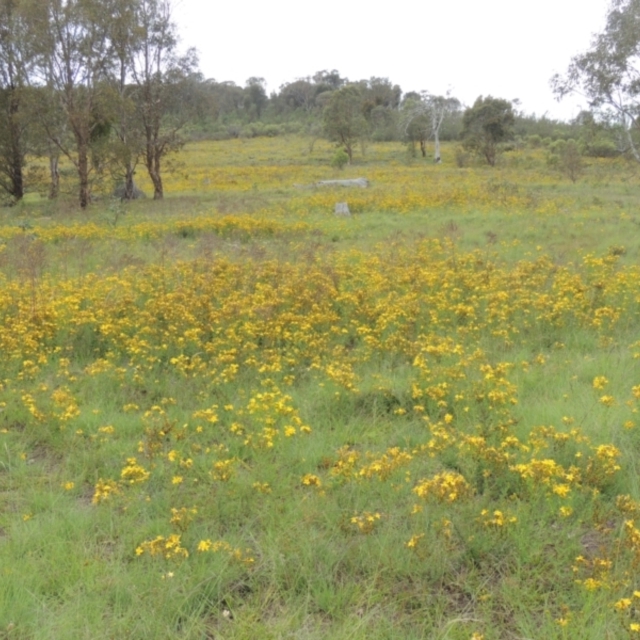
241,124 -> 260,138
527,134 -> 542,148
455,146 -> 470,168
282,121 -> 303,135
226,124 -> 242,139
547,139 -> 584,182
263,124 -> 282,137
331,149 -> 349,170
371,126 -> 400,142
548,139 -> 567,155
502,137 -> 525,152
237,123 -> 285,139
584,140 -> 618,158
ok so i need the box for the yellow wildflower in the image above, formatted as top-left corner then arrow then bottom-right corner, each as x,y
301,474 -> 322,487
593,376 -> 608,390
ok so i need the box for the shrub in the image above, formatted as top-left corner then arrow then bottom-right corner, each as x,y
455,146 -> 470,168
584,139 -> 618,158
331,149 -> 349,170
527,134 -> 542,148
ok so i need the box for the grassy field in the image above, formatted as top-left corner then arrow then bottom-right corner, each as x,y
2,138 -> 640,639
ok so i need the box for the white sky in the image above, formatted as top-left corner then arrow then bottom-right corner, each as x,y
175,0 -> 609,122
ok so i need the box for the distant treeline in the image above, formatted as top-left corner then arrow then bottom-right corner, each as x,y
193,72 -> 619,154
0,0 -> 624,208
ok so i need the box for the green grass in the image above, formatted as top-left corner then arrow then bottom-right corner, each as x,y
1,138 -> 640,638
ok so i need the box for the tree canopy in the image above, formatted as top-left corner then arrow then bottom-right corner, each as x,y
401,92 -> 460,162
0,0 -> 623,207
0,0 -> 199,207
552,0 -> 640,161
323,85 -> 368,164
461,96 -> 515,166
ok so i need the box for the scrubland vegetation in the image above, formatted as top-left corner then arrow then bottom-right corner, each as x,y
0,136 -> 640,639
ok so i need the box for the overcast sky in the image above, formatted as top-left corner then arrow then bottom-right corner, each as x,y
174,0 -> 609,121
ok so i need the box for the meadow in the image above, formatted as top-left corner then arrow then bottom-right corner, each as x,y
1,137 -> 640,639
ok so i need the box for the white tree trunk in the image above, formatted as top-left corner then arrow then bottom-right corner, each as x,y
432,108 -> 445,163
434,132 -> 441,163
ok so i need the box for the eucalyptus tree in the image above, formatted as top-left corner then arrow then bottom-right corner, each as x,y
461,96 -> 514,166
129,0 -> 200,200
313,69 -> 347,92
552,0 -> 640,161
202,80 -> 245,121
426,93 -> 460,162
362,77 -> 402,111
244,77 -> 267,120
323,85 -> 367,164
31,0 -> 117,208
0,0 -> 35,202
31,84 -> 67,199
401,91 -> 460,162
277,77 -> 317,114
402,102 -> 430,157
104,0 -> 144,200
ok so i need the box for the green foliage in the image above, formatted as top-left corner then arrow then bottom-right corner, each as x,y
244,77 -> 268,119
403,110 -> 430,158
330,148 -> 349,169
461,95 -> 515,166
0,0 -> 36,203
527,134 -> 542,148
553,0 -> 640,162
367,105 -> 399,142
454,145 -> 470,167
514,113 -> 575,141
400,92 -> 461,163
584,139 -> 619,158
323,85 -> 368,164
547,138 -> 585,182
548,139 -> 567,156
240,122 -> 284,138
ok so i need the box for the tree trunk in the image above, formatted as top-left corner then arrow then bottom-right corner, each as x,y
484,139 -> 497,167
625,125 -> 640,163
8,140 -> 24,200
6,89 -> 24,201
420,139 -> 426,158
78,143 -> 90,208
147,149 -> 163,199
48,153 -> 59,199
434,131 -> 442,163
344,143 -> 353,164
123,162 -> 135,200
